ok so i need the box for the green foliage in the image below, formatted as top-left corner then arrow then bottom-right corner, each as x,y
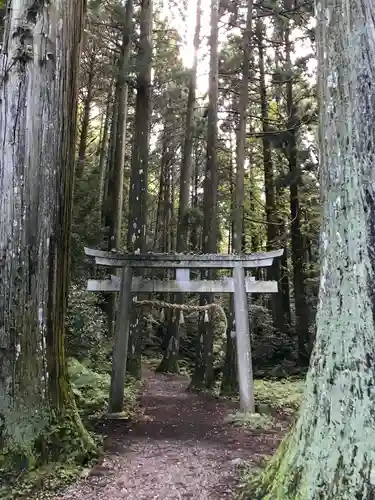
71,165 -> 104,278
0,462 -> 82,500
68,358 -> 139,420
224,411 -> 276,430
250,304 -> 296,370
0,409 -> 98,499
68,358 -> 110,417
67,284 -> 109,365
254,378 -> 304,415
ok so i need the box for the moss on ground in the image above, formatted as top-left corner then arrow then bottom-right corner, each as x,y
254,378 -> 304,415
0,358 -> 141,499
224,411 -> 276,430
235,378 -> 304,499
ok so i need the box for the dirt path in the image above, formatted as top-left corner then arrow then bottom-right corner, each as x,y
55,369 -> 284,499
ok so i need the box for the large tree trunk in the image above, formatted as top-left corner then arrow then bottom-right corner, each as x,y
126,0 -> 153,378
249,1 -> 375,498
0,0 -> 96,472
157,0 -> 201,374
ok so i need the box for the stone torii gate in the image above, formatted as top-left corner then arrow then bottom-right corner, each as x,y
84,247 -> 284,414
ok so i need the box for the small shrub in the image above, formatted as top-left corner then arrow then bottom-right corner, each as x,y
67,284 -> 107,363
68,358 -> 138,419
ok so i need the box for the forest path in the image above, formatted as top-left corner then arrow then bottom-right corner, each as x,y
55,367 -> 282,500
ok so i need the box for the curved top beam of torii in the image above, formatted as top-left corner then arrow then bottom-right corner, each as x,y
83,247 -> 284,269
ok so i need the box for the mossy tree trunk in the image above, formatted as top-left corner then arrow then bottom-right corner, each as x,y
0,0 -> 96,473
250,1 -> 375,498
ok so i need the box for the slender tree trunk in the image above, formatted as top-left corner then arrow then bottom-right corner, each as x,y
190,145 -> 200,252
223,0 -> 253,393
157,0 -> 201,374
284,4 -> 310,363
279,217 -> 292,325
103,89 -> 119,230
99,87 -> 113,219
191,0 -> 219,390
233,0 -> 252,253
126,0 -> 153,378
251,1 -> 375,497
109,0 -> 134,251
76,54 -> 95,179
0,0 -> 96,471
257,19 -> 285,334
101,2 -> 134,341
273,5 -> 292,330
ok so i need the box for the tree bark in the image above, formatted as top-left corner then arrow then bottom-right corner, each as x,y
284,0 -> 310,363
222,0 -> 253,394
157,0 -> 202,374
191,0 -> 219,390
99,86 -> 113,220
257,20 -> 286,335
0,0 -> 96,471
126,0 -> 153,378
76,52 -> 95,179
250,1 -> 375,497
109,0 -> 133,251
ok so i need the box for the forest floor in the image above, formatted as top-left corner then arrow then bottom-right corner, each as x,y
54,367 -> 290,500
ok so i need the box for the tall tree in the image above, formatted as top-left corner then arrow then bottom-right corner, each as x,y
0,0 -> 96,470
76,43 -> 96,179
251,0 -> 375,497
222,0 -> 253,393
191,0 -> 219,389
157,0 -> 202,374
257,19 -> 285,335
108,0 -> 134,251
284,0 -> 310,363
103,0 -> 134,340
126,0 -> 153,378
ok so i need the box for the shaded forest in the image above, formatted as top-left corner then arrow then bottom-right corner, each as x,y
9,0 -> 375,498
71,0 -> 318,387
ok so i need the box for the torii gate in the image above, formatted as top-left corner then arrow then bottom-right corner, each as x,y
84,248 -> 284,414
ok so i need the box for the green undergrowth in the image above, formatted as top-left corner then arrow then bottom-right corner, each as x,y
254,378 -> 304,415
233,378 -> 305,499
223,378 -> 304,413
143,355 -> 193,377
224,411 -> 276,430
224,378 -> 303,432
0,358 -> 140,499
68,357 -> 140,422
0,462 -> 86,500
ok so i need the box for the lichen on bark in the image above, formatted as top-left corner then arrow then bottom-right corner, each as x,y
241,0 -> 375,498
